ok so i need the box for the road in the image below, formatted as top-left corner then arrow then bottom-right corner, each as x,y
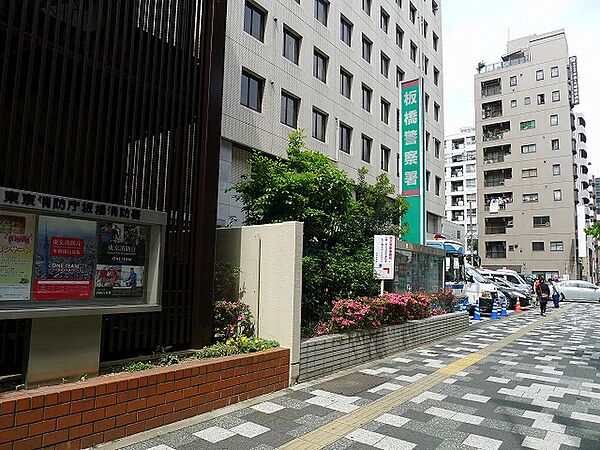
103,304 -> 600,450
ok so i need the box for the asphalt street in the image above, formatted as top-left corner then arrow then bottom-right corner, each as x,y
103,303 -> 600,450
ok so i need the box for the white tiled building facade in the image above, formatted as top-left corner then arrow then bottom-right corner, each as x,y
444,127 -> 477,250
218,0 -> 445,236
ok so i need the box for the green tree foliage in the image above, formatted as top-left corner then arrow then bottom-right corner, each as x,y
233,131 -> 409,327
585,222 -> 600,245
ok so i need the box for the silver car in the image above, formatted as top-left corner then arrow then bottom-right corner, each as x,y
554,280 -> 600,302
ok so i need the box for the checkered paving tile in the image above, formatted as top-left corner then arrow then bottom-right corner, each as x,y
116,304 -> 600,450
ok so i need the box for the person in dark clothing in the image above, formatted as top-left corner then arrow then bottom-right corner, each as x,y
535,276 -> 550,316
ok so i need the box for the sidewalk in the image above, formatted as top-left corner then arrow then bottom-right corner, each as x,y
101,304 -> 600,450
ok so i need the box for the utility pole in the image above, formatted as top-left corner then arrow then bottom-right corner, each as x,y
468,200 -> 474,257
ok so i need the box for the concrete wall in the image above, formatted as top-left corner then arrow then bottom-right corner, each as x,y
216,222 -> 303,382
298,311 -> 469,382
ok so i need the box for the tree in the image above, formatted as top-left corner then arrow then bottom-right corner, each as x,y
585,222 -> 600,245
233,131 -> 409,328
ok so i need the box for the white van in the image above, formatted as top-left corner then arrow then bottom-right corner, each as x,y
464,266 -> 501,314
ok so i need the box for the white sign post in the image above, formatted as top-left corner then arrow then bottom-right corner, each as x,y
374,235 -> 396,294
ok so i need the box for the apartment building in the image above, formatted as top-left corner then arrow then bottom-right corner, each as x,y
218,0 -> 445,237
444,127 -> 477,252
475,29 -> 587,278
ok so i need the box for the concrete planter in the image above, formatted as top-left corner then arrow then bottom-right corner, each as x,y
298,312 -> 468,382
0,348 -> 289,450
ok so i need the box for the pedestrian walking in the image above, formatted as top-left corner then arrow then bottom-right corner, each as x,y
550,280 -> 560,308
535,276 -> 550,316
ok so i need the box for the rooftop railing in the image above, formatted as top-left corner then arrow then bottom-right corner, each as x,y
478,56 -> 528,74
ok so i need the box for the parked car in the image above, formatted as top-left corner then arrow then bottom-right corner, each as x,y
485,276 -> 531,309
553,280 -> 600,302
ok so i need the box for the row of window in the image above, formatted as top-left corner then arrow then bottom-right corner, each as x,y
244,2 -> 440,86
521,164 -> 562,178
520,139 -> 561,154
508,66 -> 560,86
519,114 -> 559,130
509,90 -> 561,109
531,241 -> 564,252
522,189 -> 563,203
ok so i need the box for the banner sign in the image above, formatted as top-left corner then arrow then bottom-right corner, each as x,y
374,235 -> 396,280
401,79 -> 425,244
0,212 -> 35,300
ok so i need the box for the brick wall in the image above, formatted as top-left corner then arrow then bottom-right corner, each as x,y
299,312 -> 468,382
0,348 -> 289,450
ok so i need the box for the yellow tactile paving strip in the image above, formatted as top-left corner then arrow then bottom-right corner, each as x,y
277,304 -> 574,450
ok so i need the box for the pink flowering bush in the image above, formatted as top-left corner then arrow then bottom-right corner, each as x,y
213,300 -> 255,342
315,291 -> 442,335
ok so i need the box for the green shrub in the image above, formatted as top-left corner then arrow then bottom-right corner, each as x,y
196,336 -> 279,359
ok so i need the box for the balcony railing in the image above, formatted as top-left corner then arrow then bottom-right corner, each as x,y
484,179 -> 505,187
483,154 -> 505,164
451,187 -> 464,192
450,172 -> 463,178
486,250 -> 507,259
483,109 -> 503,119
485,226 -> 507,235
482,86 -> 502,97
483,131 -> 505,142
479,56 -> 527,74
484,203 -> 507,211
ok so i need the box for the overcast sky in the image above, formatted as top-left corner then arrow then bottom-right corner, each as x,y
442,0 -> 600,175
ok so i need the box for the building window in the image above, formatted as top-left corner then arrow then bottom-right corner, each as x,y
466,178 -> 476,188
362,84 -> 372,112
433,32 -> 439,51
533,216 -> 550,228
425,131 -> 430,151
553,189 -> 562,201
509,75 -> 517,87
313,49 -> 328,82
433,67 -> 440,86
537,93 -> 545,105
435,176 -> 441,196
432,0 -> 439,15
396,154 -> 400,177
240,70 -> 264,112
361,135 -> 372,163
362,0 -> 371,15
522,168 -> 537,178
409,2 -> 417,24
520,120 -> 536,130
244,2 -> 266,42
521,143 -> 536,154
283,27 -> 301,64
396,67 -> 405,87
434,139 -> 441,158
549,90 -> 560,102
552,164 -> 561,175
536,69 -> 544,81
425,170 -> 431,191
314,0 -> 329,26
424,93 -> 430,112
380,8 -> 389,33
396,25 -> 404,48
532,242 -> 545,252
340,68 -> 352,98
434,102 -> 440,121
410,41 -> 417,63
380,146 -> 390,171
550,114 -> 559,126
550,241 -> 563,251
380,98 -> 390,124
396,108 -> 400,132
551,66 -> 559,78
339,123 -> 352,154
551,139 -> 560,150
312,108 -> 327,142
466,164 -> 475,173
523,193 -> 538,203
422,54 -> 429,75
524,96 -> 531,105
280,91 -> 299,128
362,35 -> 372,62
511,99 -> 517,108
340,16 -> 353,46
381,52 -> 390,77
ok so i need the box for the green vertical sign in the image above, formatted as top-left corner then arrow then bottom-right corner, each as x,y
401,79 -> 424,244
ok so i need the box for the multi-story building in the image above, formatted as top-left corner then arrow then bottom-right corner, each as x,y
444,127 -> 477,253
475,29 -> 587,278
218,0 -> 446,237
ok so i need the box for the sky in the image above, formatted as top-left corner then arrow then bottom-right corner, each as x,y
442,0 -> 600,175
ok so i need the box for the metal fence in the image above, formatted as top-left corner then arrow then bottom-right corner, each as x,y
0,0 -> 226,374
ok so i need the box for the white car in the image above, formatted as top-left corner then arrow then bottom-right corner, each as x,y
554,280 -> 600,302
